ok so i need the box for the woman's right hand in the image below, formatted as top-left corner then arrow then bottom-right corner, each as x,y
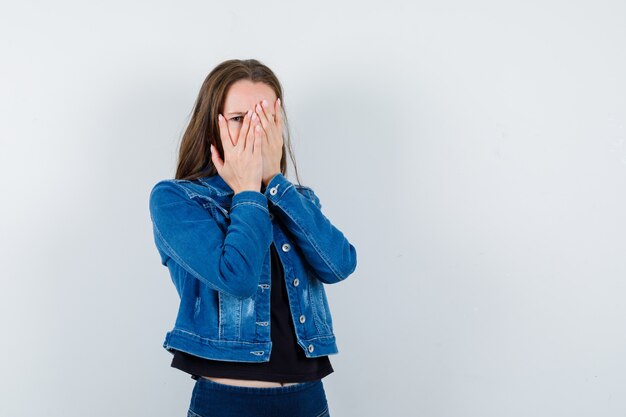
211,109 -> 264,194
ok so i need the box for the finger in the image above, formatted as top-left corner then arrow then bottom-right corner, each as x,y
237,109 -> 253,150
254,118 -> 268,147
255,100 -> 274,133
217,114 -> 234,150
245,116 -> 258,153
275,98 -> 283,136
253,123 -> 263,156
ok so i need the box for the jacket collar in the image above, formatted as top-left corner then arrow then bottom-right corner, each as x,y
197,174 -> 234,196
196,173 -> 268,198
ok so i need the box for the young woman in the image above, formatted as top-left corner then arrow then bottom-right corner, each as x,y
148,59 -> 357,417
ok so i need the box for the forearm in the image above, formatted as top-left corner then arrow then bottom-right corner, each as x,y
263,173 -> 357,283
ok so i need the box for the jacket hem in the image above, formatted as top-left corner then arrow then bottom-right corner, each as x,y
163,328 -> 273,362
297,334 -> 340,358
163,328 -> 339,362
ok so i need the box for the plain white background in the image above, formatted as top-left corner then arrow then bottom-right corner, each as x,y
1,1 -> 625,416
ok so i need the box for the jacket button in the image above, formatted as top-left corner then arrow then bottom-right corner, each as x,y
269,212 -> 274,220
282,243 -> 291,252
299,314 -> 306,323
308,344 -> 314,353
293,278 -> 299,286
269,186 -> 278,195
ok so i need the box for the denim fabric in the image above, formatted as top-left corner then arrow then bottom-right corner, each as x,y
187,378 -> 331,417
148,172 -> 357,363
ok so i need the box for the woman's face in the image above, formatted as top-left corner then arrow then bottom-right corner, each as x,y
222,79 -> 277,146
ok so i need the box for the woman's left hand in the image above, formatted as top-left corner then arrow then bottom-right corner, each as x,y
253,98 -> 283,187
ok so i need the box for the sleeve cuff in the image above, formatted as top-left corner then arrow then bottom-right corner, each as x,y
263,173 -> 295,204
231,190 -> 269,213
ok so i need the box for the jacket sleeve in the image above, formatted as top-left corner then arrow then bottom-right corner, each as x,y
149,180 -> 273,299
263,173 -> 357,284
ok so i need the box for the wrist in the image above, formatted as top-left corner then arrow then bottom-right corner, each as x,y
262,172 -> 280,186
233,184 -> 261,194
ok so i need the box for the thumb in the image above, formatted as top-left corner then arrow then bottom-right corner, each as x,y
210,144 -> 224,171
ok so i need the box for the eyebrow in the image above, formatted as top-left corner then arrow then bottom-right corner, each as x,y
225,110 -> 275,117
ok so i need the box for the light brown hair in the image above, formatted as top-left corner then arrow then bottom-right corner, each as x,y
175,58 -> 302,186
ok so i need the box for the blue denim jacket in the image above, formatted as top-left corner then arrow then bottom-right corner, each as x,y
148,172 -> 357,362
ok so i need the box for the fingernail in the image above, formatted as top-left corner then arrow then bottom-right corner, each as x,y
218,114 -> 223,122
277,98 -> 281,106
262,99 -> 268,107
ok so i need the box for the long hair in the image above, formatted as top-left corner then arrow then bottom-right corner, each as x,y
174,59 -> 302,186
